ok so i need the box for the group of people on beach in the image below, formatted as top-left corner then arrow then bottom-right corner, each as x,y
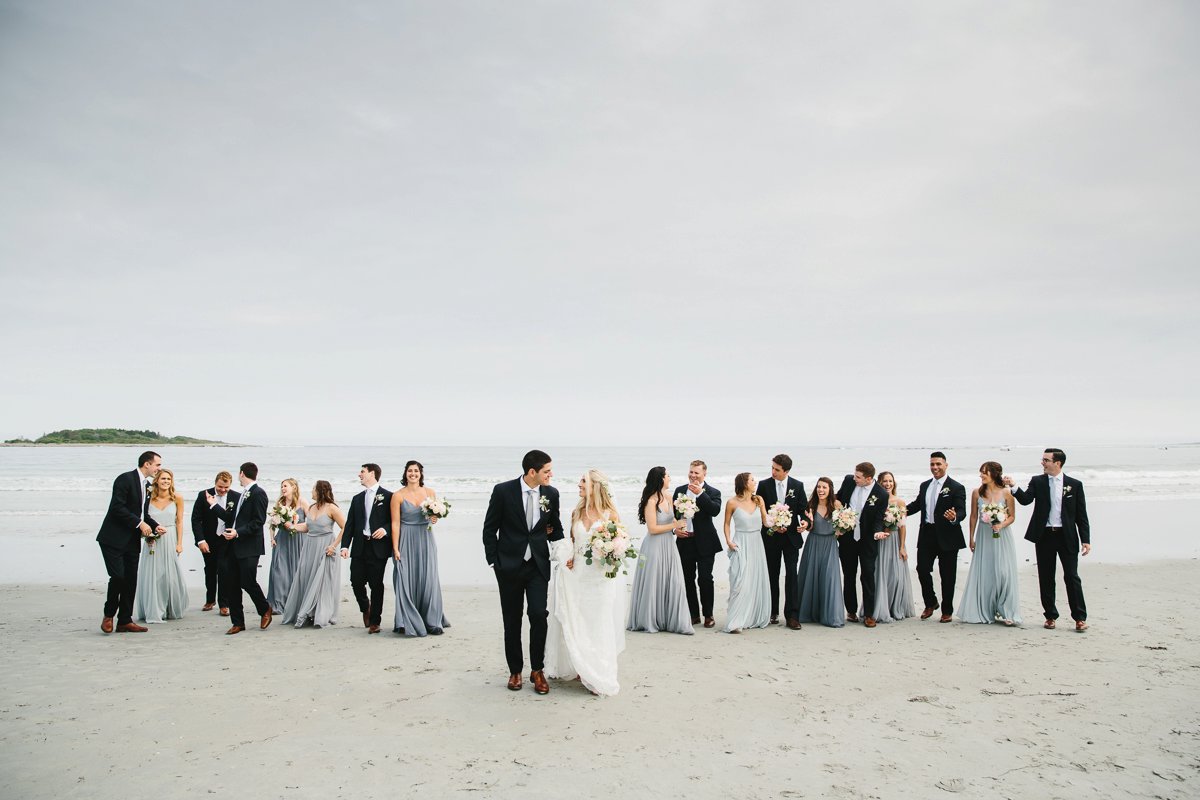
95,446 -> 1091,698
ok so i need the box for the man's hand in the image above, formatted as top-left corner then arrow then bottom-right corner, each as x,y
340,548 -> 350,559
223,530 -> 237,540
688,480 -> 704,495
371,528 -> 387,539
1002,475 -> 1015,488
944,508 -> 957,522
138,522 -> 152,537
198,541 -> 211,554
1082,543 -> 1092,557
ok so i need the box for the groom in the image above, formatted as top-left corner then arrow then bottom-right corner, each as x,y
482,449 -> 564,695
340,463 -> 393,634
904,451 -> 967,623
210,462 -> 272,634
1006,448 -> 1091,632
96,451 -> 163,633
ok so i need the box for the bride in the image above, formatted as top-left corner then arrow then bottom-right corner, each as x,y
544,469 -> 627,696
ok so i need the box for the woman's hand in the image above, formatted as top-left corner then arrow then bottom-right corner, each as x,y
566,557 -> 575,570
175,544 -> 183,555
991,523 -> 1001,533
969,538 -> 976,552
393,549 -> 401,562
429,516 -> 439,525
727,540 -> 738,552
270,537 -> 277,548
899,546 -> 907,561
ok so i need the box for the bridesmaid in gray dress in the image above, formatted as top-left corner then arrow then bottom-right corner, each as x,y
281,480 -> 346,628
795,477 -> 845,628
390,460 -> 450,637
959,462 -> 1022,626
722,472 -> 771,633
267,478 -> 307,614
627,467 -> 694,635
870,472 -> 916,622
135,468 -> 189,622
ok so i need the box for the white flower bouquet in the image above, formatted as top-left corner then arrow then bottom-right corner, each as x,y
147,528 -> 164,555
980,502 -> 1007,538
832,506 -> 858,537
883,502 -> 906,532
267,504 -> 297,535
420,496 -> 451,522
673,495 -> 699,520
767,502 -> 793,534
584,519 -> 638,579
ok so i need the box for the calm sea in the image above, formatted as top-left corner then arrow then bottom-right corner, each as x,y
3,443 -> 1196,585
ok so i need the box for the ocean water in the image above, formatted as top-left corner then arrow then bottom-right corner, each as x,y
3,443 -> 1196,586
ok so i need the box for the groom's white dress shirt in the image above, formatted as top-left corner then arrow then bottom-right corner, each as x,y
925,476 -> 944,524
850,482 -> 874,541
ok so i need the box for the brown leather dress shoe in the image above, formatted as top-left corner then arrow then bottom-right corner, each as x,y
691,616 -> 701,625
226,625 -> 245,635
368,624 -> 381,634
786,618 -> 802,630
117,622 -> 148,632
219,608 -> 230,617
101,617 -> 114,634
920,607 -> 936,620
530,670 -> 549,695
863,617 -> 877,628
507,673 -> 523,691
846,613 -> 860,624
1044,618 -> 1056,629
703,617 -> 715,629
939,614 -> 953,623
260,609 -> 273,630
1075,620 -> 1088,632
770,616 -> 780,625
202,603 -> 215,612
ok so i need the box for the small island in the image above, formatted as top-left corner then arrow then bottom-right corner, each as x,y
4,428 -> 234,446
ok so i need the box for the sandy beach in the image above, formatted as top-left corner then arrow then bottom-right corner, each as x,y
1,559 -> 1197,799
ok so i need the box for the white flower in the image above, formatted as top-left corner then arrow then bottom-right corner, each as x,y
539,495 -> 551,513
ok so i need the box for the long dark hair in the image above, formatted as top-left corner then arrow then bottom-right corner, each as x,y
638,466 -> 667,524
734,472 -> 753,498
313,480 -> 337,507
979,461 -> 1004,496
808,476 -> 836,519
402,460 -> 425,487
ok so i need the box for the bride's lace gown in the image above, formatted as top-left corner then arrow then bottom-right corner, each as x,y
544,518 -> 627,696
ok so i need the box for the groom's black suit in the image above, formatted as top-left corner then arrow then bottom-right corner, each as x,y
905,476 -> 967,615
482,478 -> 564,675
1013,473 -> 1090,622
191,488 -> 238,608
836,476 -> 889,619
756,477 -> 807,622
213,482 -> 270,629
96,469 -> 159,625
672,483 -> 722,621
341,486 -> 394,628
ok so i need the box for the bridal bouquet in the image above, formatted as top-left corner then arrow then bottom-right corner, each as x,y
420,496 -> 451,522
767,502 -> 793,534
882,502 -> 906,532
831,507 -> 858,537
267,504 -> 298,535
584,519 -> 638,579
980,502 -> 1007,538
147,528 -> 164,555
673,495 -> 699,520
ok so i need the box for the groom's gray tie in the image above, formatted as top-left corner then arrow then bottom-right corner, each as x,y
525,488 -> 538,531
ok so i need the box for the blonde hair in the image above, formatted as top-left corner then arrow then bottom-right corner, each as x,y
151,468 -> 176,502
215,470 -> 233,485
278,478 -> 301,508
572,469 -> 619,526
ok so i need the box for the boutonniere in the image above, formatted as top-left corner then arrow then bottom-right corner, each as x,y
1063,485 -> 1073,496
226,500 -> 235,512
939,487 -> 951,497
867,495 -> 878,507
786,489 -> 795,500
539,495 -> 551,513
374,493 -> 386,506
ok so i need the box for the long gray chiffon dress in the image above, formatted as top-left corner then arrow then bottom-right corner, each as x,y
861,503 -> 916,622
268,507 -> 305,614
392,499 -> 449,636
723,506 -> 771,632
281,512 -> 341,628
958,498 -> 1022,625
627,505 -> 694,634
135,501 -> 188,622
795,512 -> 844,627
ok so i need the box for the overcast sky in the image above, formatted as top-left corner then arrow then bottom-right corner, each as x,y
0,2 -> 1196,446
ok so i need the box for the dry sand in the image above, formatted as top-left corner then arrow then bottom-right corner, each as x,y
1,560 -> 1197,799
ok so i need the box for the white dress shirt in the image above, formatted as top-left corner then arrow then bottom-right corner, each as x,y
363,485 -> 378,536
685,485 -> 701,534
522,478 -> 539,561
851,482 -> 874,541
138,471 -> 149,525
925,477 -> 944,524
1048,474 -> 1064,527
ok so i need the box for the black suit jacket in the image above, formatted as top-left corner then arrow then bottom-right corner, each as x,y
835,476 -> 889,549
905,476 -> 967,551
1013,473 -> 1090,549
757,476 -> 807,549
190,488 -> 240,550
96,469 -> 160,552
671,483 -> 723,557
341,486 -> 394,559
213,482 -> 269,559
481,478 -> 565,581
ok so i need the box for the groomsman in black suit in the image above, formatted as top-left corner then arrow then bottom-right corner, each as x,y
836,462 -> 889,627
482,449 -> 564,695
340,463 -> 393,634
96,451 -> 163,633
191,470 -> 237,615
757,454 -> 809,630
672,459 -> 722,629
904,451 -> 967,623
1006,448 -> 1091,632
210,462 -> 272,634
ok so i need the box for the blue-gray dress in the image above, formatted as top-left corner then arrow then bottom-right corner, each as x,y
392,499 -> 449,636
795,511 -> 844,628
135,501 -> 188,622
723,506 -> 771,632
281,512 -> 341,628
958,498 -> 1022,625
862,502 -> 916,622
268,507 -> 305,614
627,505 -> 694,634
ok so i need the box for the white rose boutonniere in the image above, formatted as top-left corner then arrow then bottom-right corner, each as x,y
226,500 -> 235,512
539,495 -> 551,513
867,495 -> 878,507
786,489 -> 795,501
940,487 -> 951,497
374,493 -> 386,506
1063,485 -> 1073,496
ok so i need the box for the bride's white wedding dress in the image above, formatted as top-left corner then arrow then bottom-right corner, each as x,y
544,518 -> 626,696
